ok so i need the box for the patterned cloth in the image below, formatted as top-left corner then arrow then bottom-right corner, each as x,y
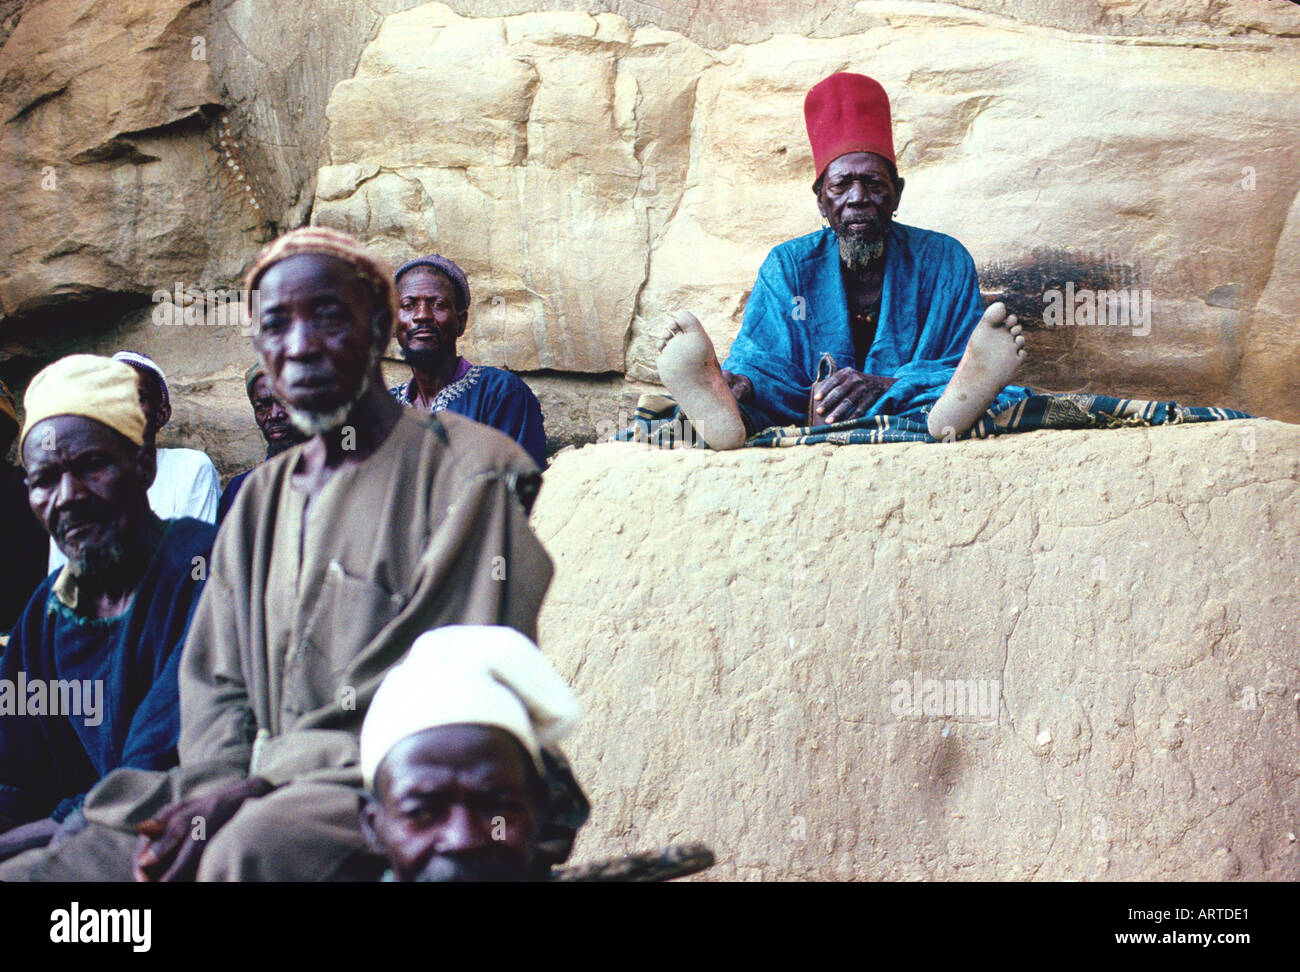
390,357 -> 548,467
622,391 -> 1251,449
389,357 -> 481,412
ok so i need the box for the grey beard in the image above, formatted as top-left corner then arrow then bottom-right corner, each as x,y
837,232 -> 886,272
68,537 -> 127,578
284,342 -> 382,437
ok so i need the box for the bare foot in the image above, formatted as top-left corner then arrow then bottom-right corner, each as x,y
926,302 -> 1026,440
656,311 -> 746,450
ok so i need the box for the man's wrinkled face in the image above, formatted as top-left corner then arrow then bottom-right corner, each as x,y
361,724 -> 543,883
395,268 -> 466,371
248,374 -> 300,456
252,254 -> 387,436
23,415 -> 151,576
816,152 -> 904,269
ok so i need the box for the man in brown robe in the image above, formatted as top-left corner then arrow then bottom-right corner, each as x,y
0,227 -> 580,881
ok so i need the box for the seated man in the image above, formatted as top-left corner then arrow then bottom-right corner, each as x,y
48,351 -> 220,571
389,255 -> 549,467
359,625 -> 580,882
0,227 -> 581,882
0,378 -> 48,632
657,72 -> 1029,449
0,355 -> 214,859
216,362 -> 307,525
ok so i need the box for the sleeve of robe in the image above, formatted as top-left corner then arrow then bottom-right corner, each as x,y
175,416 -> 554,794
0,581 -> 62,830
184,456 -> 221,525
477,372 -> 549,469
721,245 -> 820,432
860,230 -> 1029,421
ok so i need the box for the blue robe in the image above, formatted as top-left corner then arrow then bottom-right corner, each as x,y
0,517 -> 214,828
217,469 -> 253,526
390,359 -> 548,468
723,223 -> 1030,432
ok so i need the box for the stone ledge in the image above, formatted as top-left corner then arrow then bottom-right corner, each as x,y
533,419 -> 1300,879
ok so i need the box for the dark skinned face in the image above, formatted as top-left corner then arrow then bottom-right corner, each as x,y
22,415 -> 152,575
248,374 -> 299,452
252,254 -> 388,423
361,724 -> 543,883
816,152 -> 905,253
395,269 -> 466,369
130,369 -> 171,441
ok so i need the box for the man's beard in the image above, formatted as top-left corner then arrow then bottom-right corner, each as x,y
400,346 -> 448,372
283,342 -> 382,438
54,516 -> 127,579
835,218 -> 888,271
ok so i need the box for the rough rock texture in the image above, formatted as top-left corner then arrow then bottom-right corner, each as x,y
532,419 -> 1300,880
1,0 -> 1298,476
0,0 -> 261,324
316,1 -> 1300,423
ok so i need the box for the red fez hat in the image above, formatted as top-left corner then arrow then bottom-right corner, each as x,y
804,73 -> 895,181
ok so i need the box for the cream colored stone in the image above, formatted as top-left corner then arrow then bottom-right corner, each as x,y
534,419 -> 1300,879
3,0 -> 1298,477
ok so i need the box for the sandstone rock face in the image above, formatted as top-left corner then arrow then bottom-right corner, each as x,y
313,0 -> 1300,424
532,419 -> 1300,880
2,0 -> 1298,476
0,0 -> 261,321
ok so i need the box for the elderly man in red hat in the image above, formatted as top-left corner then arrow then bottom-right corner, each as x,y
656,72 -> 1030,448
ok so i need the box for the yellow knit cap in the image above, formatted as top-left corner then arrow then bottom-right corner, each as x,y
21,355 -> 146,450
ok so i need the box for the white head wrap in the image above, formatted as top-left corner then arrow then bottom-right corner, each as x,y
360,626 -> 580,789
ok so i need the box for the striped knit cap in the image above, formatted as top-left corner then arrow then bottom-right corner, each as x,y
244,226 -> 399,331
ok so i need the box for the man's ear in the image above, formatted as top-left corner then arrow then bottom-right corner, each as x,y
813,182 -> 827,220
456,309 -> 468,339
893,176 -> 905,211
371,308 -> 393,351
157,398 -> 172,431
358,793 -> 386,855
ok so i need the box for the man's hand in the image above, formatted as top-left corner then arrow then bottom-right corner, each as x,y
720,370 -> 753,404
133,776 -> 274,882
811,367 -> 894,424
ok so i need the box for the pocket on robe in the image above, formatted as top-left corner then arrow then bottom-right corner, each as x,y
287,560 -> 407,717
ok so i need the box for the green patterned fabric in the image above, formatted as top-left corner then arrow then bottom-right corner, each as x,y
621,392 -> 1251,449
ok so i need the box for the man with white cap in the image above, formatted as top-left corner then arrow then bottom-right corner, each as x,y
47,350 -> 219,574
359,625 -> 580,882
0,355 -> 214,861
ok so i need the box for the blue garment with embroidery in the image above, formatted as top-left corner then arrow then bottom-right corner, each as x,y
0,518 -> 214,828
723,223 -> 1030,431
390,361 -> 548,468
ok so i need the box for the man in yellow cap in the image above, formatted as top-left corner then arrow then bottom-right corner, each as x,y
0,377 -> 48,632
0,355 -> 215,862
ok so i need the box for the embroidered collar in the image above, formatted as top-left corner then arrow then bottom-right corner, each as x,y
390,358 -> 485,411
